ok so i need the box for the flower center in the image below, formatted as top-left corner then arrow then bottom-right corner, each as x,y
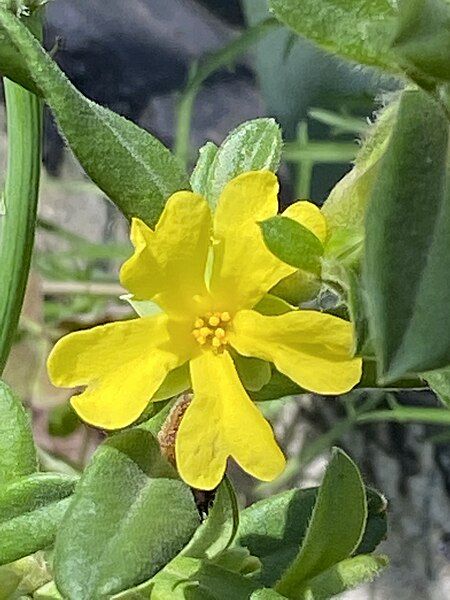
192,311 -> 231,353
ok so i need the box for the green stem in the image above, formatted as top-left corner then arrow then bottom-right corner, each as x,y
174,17 -> 280,166
356,407 -> 450,426
0,75 -> 42,373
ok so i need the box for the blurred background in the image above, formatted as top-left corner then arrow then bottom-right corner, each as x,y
1,1 -> 449,598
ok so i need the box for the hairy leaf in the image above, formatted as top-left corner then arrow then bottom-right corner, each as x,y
0,381 -> 36,485
0,473 -> 76,565
54,429 -> 199,600
260,216 -> 323,274
276,449 -> 367,597
0,8 -> 189,227
269,0 -> 399,73
205,118 -> 282,209
364,89 -> 450,380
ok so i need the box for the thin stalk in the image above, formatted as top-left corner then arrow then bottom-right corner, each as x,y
0,76 -> 42,373
174,18 -> 280,166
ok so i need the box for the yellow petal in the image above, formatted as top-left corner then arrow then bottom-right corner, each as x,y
176,350 -> 285,490
120,191 -> 212,317
229,310 -> 362,395
283,201 -> 327,243
48,315 -> 195,429
209,171 -> 292,312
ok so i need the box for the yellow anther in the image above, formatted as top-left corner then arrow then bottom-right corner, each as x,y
212,337 -> 222,349
208,315 -> 220,327
220,311 -> 231,322
215,327 -> 226,339
200,327 -> 212,338
197,336 -> 207,345
194,318 -> 204,328
192,329 -> 201,339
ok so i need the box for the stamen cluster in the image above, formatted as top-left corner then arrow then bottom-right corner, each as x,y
192,311 -> 231,352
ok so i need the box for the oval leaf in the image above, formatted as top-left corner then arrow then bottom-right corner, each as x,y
276,448 -> 367,596
182,478 -> 239,560
205,118 -> 282,209
0,381 -> 36,484
364,89 -> 450,380
0,8 -> 189,227
260,216 -> 324,274
0,473 -> 77,565
236,487 -> 318,586
393,0 -> 450,84
269,0 -> 399,73
190,142 -> 218,197
299,554 -> 388,600
54,429 -> 200,600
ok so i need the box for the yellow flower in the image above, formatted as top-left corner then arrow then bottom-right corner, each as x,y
47,171 -> 362,490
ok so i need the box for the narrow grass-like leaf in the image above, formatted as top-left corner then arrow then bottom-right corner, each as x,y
0,8 -> 189,227
54,429 -> 199,600
0,67 -> 42,372
276,449 -> 367,597
0,473 -> 76,565
364,89 -> 450,380
0,381 -> 37,484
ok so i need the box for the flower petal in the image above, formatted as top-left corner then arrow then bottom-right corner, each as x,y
176,350 -> 285,490
48,315 -> 195,429
229,310 -> 362,395
209,171 -> 292,312
120,191 -> 212,317
282,201 -> 327,243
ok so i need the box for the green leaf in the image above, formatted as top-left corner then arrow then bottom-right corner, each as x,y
190,142 -> 218,196
0,381 -> 37,485
355,489 -> 387,555
48,402 -> 81,438
251,590 -> 288,600
205,118 -> 283,209
425,366 -> 450,407
54,429 -> 200,600
276,449 -> 367,597
152,364 -> 190,402
183,478 -> 239,560
236,487 -> 318,586
0,473 -> 77,566
364,89 -> 450,380
0,554 -> 51,599
269,0 -> 399,73
233,354 -> 272,392
33,581 -> 63,599
393,0 -> 450,84
0,9 -> 41,94
254,294 -> 294,316
250,367 -> 304,402
299,554 -> 388,600
347,268 -> 371,356
260,216 -> 324,274
114,556 -> 260,600
0,51 -> 42,373
321,101 -> 398,236
0,8 -> 189,227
